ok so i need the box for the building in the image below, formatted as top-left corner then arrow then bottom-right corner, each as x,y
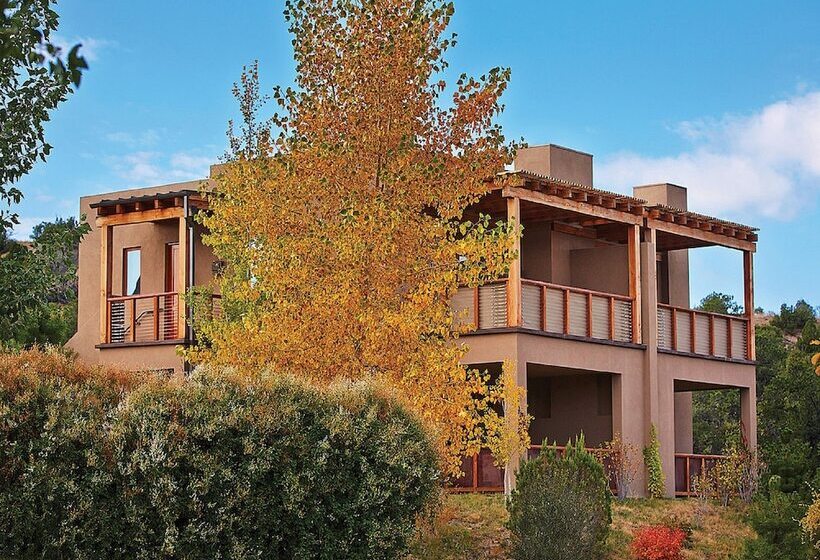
66,144 -> 758,498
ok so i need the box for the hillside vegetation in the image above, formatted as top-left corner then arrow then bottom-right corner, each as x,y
410,494 -> 755,560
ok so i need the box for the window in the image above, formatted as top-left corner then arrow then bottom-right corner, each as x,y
124,248 -> 141,295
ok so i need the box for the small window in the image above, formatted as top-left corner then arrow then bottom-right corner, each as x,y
124,248 -> 141,295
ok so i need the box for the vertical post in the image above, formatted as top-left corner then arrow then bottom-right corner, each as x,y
129,298 -> 136,342
178,213 -> 189,341
744,251 -> 755,360
627,224 -> 642,343
99,224 -> 112,344
563,288 -> 570,335
473,286 -> 480,330
740,386 -> 758,452
671,307 -> 678,351
153,295 -> 160,341
586,292 -> 593,337
506,196 -> 522,327
541,285 -> 547,331
609,297 -> 615,340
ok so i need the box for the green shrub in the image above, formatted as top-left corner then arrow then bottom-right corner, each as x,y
644,424 -> 665,498
742,476 -> 811,560
0,350 -> 440,560
507,435 -> 611,560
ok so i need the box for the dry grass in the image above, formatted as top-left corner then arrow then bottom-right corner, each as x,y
409,494 -> 755,560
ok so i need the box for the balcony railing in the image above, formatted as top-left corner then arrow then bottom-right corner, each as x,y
107,292 -> 181,344
658,304 -> 750,360
450,445 -> 619,493
674,453 -> 728,497
452,279 -> 636,344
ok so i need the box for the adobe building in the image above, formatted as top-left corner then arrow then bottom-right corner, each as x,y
66,144 -> 758,498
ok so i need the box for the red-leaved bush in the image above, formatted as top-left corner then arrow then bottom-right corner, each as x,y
630,525 -> 687,560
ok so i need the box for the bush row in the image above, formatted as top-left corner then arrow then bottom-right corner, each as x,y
0,349 -> 440,560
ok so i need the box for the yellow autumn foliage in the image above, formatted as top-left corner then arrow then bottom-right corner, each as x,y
187,0 -> 528,475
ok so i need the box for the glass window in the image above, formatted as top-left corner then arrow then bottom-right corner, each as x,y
124,248 -> 141,295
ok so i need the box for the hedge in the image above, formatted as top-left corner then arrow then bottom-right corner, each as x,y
0,349 -> 440,560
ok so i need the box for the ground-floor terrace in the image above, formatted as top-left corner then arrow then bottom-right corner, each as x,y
450,332 -> 756,498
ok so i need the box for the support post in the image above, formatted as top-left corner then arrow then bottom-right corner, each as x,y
740,386 -> 757,452
743,251 -> 755,360
506,196 -> 522,327
628,224 -> 642,343
178,214 -> 188,341
99,224 -> 112,344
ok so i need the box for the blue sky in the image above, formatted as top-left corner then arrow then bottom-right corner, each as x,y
12,0 -> 820,312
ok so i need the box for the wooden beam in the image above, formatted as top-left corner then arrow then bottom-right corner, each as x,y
506,196 -> 522,327
502,186 -> 643,226
96,206 -> 185,227
647,218 -> 756,252
744,251 -> 755,360
627,224 -> 642,343
99,224 -> 113,344
178,213 -> 189,341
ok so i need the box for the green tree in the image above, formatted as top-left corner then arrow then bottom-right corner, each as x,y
1,0 -> 87,231
771,300 -> 817,336
0,216 -> 88,346
697,291 -> 743,315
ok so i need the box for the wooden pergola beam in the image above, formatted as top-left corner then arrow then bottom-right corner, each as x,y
647,218 -> 756,252
96,206 -> 185,227
502,186 -> 644,226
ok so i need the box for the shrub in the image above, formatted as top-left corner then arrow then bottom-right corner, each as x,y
507,434 -> 611,560
630,525 -> 686,560
0,348 -> 146,558
742,476 -> 811,560
644,424 -> 665,498
0,350 -> 440,560
603,432 -> 640,499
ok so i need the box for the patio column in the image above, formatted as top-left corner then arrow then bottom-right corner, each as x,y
506,196 -> 522,327
741,386 -> 757,451
99,224 -> 112,344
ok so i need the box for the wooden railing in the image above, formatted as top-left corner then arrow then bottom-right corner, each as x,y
449,445 -> 619,494
522,280 -> 634,343
451,279 -> 636,344
674,453 -> 727,497
658,304 -> 750,360
107,292 -> 181,344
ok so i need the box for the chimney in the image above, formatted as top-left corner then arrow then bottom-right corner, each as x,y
513,144 -> 593,186
632,183 -> 688,210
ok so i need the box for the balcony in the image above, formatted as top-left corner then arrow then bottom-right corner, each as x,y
658,305 -> 751,361
452,278 -> 637,345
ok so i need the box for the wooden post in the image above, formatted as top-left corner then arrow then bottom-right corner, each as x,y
586,292 -> 593,337
178,214 -> 188,341
670,307 -> 678,351
506,196 -> 522,327
99,224 -> 112,344
627,224 -> 642,343
473,286 -> 480,330
153,296 -> 160,341
129,298 -> 136,342
563,288 -> 570,335
541,285 -> 547,331
743,251 -> 755,360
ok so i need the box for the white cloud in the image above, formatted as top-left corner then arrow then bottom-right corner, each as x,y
51,35 -> 115,62
108,150 -> 215,187
9,217 -> 48,241
597,91 -> 820,221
